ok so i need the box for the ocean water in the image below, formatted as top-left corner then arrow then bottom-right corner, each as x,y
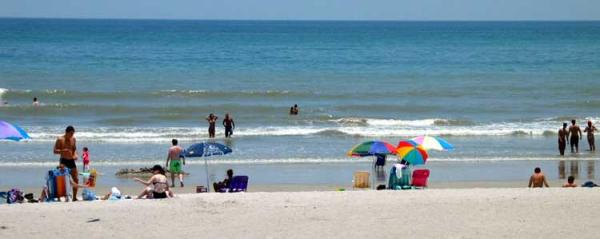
1,19 -> 600,187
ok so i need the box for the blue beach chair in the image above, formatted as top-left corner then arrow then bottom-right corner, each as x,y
228,176 -> 248,192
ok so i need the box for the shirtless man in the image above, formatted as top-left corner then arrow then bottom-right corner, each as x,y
53,126 -> 79,200
584,120 -> 596,151
558,123 -> 569,156
222,113 -> 235,138
165,139 -> 185,187
568,119 -> 583,153
528,167 -> 549,188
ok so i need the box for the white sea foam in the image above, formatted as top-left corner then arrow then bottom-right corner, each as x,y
17,117 -> 600,143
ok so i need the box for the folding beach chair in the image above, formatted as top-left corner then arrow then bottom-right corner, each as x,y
228,176 -> 248,193
388,164 -> 411,190
411,169 -> 430,189
353,171 -> 370,189
45,167 -> 72,202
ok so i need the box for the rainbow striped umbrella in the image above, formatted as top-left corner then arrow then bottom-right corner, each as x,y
397,141 -> 428,165
347,141 -> 397,157
0,121 -> 30,141
410,136 -> 454,151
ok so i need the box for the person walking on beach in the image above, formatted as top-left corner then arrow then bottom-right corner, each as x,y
568,119 -> 583,153
528,167 -> 549,188
584,120 -> 596,151
165,139 -> 185,187
206,113 -> 218,138
223,113 -> 235,138
558,123 -> 569,156
53,126 -> 79,200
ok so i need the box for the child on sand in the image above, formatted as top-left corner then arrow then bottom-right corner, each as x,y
563,176 -> 577,188
82,147 -> 90,172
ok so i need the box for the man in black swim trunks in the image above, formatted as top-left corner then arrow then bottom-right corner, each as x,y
568,119 -> 583,153
223,113 -> 235,138
53,126 -> 79,200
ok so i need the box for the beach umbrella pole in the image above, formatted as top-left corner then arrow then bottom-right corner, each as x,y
204,143 -> 211,192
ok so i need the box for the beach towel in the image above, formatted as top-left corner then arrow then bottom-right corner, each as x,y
582,181 -> 598,188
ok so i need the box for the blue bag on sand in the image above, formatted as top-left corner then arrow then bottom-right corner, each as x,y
582,181 -> 598,188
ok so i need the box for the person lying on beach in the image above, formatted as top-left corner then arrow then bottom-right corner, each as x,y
134,165 -> 173,199
563,176 -> 577,188
213,169 -> 234,192
528,167 -> 549,188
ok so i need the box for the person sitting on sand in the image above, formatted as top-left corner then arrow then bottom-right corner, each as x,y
134,165 -> 172,199
213,169 -> 234,192
563,176 -> 577,188
528,167 -> 549,188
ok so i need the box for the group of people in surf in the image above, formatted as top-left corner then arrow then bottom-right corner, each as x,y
558,119 -> 596,155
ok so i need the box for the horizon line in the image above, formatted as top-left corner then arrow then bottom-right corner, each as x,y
1,16 -> 599,22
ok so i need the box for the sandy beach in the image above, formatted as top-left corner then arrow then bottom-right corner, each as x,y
2,188 -> 600,239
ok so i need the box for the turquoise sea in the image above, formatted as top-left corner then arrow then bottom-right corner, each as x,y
1,19 -> 599,188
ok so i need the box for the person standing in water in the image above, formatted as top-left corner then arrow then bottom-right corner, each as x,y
206,113 -> 218,138
165,139 -> 185,187
32,97 -> 40,106
584,120 -> 596,151
558,123 -> 569,156
53,126 -> 79,201
568,119 -> 583,153
222,113 -> 235,138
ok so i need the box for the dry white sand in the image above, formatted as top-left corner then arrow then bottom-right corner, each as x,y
1,188 -> 600,239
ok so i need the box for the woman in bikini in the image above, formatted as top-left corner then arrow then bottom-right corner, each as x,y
134,165 -> 172,199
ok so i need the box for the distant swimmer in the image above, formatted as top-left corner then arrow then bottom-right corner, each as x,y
222,113 -> 235,138
206,113 -> 218,138
584,120 -> 596,151
32,97 -> 40,106
528,167 -> 549,188
568,119 -> 583,153
558,123 -> 568,156
290,104 -> 299,115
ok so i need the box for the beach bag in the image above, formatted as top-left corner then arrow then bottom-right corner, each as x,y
82,188 -> 96,201
582,181 -> 598,188
6,188 -> 24,204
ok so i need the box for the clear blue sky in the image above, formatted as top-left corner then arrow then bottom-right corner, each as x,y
2,0 -> 599,20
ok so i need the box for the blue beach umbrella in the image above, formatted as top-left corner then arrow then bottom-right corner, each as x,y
0,120 -> 31,141
182,142 -> 233,192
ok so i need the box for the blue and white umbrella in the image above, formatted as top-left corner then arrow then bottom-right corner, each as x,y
182,142 -> 232,192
